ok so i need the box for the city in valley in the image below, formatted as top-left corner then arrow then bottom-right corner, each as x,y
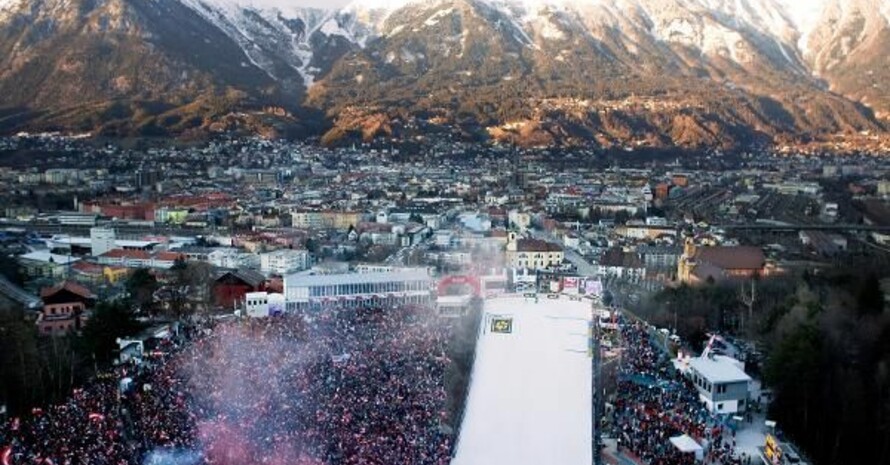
1,1 -> 889,465
0,132 -> 887,465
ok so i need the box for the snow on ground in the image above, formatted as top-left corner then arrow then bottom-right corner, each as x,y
735,412 -> 769,459
320,18 -> 349,37
452,296 -> 592,465
424,8 -> 454,27
0,0 -> 20,11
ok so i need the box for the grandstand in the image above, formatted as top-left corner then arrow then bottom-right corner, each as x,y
283,269 -> 434,310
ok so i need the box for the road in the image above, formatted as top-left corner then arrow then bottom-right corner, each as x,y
564,248 -> 599,277
529,229 -> 599,277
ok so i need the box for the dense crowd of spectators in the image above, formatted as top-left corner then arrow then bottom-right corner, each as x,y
611,321 -> 748,465
1,304 -> 454,465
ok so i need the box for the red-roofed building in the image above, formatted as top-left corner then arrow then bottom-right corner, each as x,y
677,239 -> 772,285
38,282 -> 96,336
161,193 -> 233,210
98,249 -> 152,268
97,249 -> 184,269
213,269 -> 268,309
70,261 -> 105,282
82,202 -> 156,221
154,252 -> 186,268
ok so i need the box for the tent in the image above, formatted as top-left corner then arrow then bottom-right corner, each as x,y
670,434 -> 704,461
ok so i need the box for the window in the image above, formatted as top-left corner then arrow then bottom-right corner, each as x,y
717,403 -> 723,411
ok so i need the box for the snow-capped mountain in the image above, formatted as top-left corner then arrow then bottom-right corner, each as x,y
0,0 -> 887,146
168,0 -> 828,85
176,0 -> 322,86
801,0 -> 890,119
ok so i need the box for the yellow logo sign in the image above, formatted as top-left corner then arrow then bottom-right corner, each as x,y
491,318 -> 513,334
764,435 -> 782,465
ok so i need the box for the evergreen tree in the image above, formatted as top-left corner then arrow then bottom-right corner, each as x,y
857,274 -> 885,316
81,301 -> 143,364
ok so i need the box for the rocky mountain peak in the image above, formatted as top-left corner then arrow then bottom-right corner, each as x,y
0,0 -> 887,146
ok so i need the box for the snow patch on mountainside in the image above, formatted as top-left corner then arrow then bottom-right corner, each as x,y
778,0 -> 826,30
320,17 -> 349,36
344,0 -> 414,11
703,23 -> 746,62
424,8 -> 454,26
0,0 -> 22,11
538,17 -> 565,40
774,38 -> 794,64
486,0 -> 538,47
178,0 -> 279,76
0,0 -> 24,21
178,0 -> 342,87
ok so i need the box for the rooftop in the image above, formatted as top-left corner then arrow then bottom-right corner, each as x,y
51,236 -> 158,249
19,250 -> 80,265
689,355 -> 752,384
216,269 -> 266,288
285,270 -> 432,288
516,238 -> 563,253
101,249 -> 151,260
0,274 -> 42,309
694,246 -> 765,270
41,281 -> 96,300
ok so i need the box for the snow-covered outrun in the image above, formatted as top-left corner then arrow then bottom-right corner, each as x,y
452,296 -> 593,465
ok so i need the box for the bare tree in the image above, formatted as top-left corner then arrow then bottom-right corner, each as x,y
738,277 -> 757,331
165,260 -> 217,319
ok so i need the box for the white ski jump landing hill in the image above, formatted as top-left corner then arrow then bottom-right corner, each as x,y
452,296 -> 593,465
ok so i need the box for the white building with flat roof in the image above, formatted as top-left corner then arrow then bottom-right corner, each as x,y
243,292 -> 285,318
284,270 -> 433,311
687,355 -> 752,414
90,228 -> 116,257
260,249 -> 311,275
56,212 -> 98,226
50,234 -> 158,254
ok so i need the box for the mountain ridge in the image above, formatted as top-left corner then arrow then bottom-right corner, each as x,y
308,0 -> 885,147
0,0 -> 887,149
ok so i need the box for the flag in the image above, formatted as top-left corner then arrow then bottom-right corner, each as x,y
702,334 -> 718,358
1,446 -> 12,465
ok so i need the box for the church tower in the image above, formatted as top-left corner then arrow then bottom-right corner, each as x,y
678,237 -> 696,283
